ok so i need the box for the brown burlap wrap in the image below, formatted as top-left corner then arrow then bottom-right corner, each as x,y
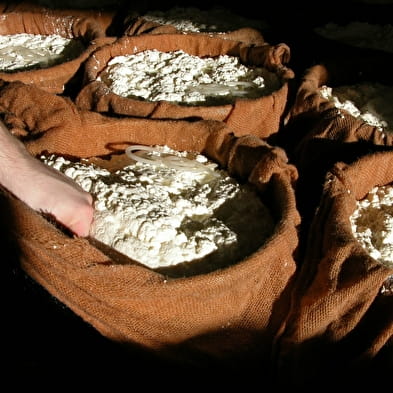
4,2 -> 119,34
75,33 -> 294,139
0,81 -> 300,369
123,16 -> 267,46
280,64 -> 393,155
275,151 -> 393,389
0,11 -> 110,94
277,64 -> 393,243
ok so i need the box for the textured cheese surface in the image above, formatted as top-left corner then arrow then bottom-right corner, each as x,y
97,49 -> 278,105
141,5 -> 268,33
42,147 -> 275,272
350,184 -> 393,268
319,82 -> 393,134
0,33 -> 84,72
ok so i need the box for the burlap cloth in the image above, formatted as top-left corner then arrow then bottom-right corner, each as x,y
0,10 -> 111,94
113,2 -> 269,45
3,1 -> 119,34
122,15 -> 267,46
75,33 -> 294,139
0,80 -> 300,371
268,62 -> 393,388
277,64 -> 393,253
274,150 -> 393,390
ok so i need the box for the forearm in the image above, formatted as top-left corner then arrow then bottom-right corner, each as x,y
0,120 -> 34,194
0,119 -> 94,237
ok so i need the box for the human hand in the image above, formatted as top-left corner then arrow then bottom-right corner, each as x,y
0,121 -> 94,237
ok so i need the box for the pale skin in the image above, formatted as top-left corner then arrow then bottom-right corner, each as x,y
0,119 -> 94,237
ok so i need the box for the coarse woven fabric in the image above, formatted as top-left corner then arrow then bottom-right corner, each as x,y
274,150 -> 393,391
0,10 -> 111,94
271,63 -> 393,389
277,64 -> 393,236
123,15 -> 267,46
75,33 -> 294,139
4,1 -> 119,34
0,80 -> 300,371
